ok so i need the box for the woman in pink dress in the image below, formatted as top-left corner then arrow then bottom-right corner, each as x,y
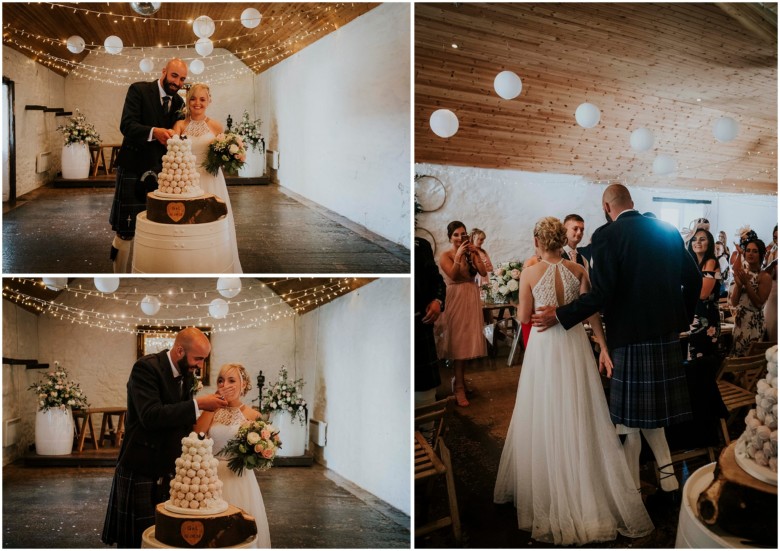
436,221 -> 488,406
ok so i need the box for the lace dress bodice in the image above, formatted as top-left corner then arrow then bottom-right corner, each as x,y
209,407 -> 247,457
531,260 -> 580,308
183,119 -> 215,171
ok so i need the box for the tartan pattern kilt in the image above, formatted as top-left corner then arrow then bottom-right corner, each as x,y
102,465 -> 168,548
109,167 -> 157,238
609,332 -> 693,428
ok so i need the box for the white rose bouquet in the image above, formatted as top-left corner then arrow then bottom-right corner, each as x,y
27,362 -> 89,412
484,260 -> 523,303
56,109 -> 101,146
202,132 -> 246,176
216,418 -> 281,476
234,111 -> 265,153
261,366 -> 307,425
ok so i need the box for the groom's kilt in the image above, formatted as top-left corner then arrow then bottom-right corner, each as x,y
102,465 -> 168,548
609,331 -> 693,429
109,167 -> 157,238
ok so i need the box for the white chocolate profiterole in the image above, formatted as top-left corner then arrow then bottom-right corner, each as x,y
155,135 -> 204,198
165,432 -> 227,515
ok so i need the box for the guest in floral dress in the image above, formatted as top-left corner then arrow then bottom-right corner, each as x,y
730,237 -> 772,356
686,230 -> 721,360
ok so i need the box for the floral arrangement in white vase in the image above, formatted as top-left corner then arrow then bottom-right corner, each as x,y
27,362 -> 89,411
234,111 -> 264,153
56,109 -> 101,146
261,366 -> 307,425
484,261 -> 523,303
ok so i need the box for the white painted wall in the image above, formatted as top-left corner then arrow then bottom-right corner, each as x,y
415,163 -> 778,264
2,46 -> 65,196
257,3 -> 411,246
295,278 -> 410,514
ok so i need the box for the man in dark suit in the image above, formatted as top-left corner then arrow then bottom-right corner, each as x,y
533,184 -> 701,501
415,237 -> 446,406
561,213 -> 589,272
102,327 -> 227,547
109,58 -> 188,272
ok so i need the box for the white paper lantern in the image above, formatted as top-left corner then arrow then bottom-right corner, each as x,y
195,38 -> 213,57
209,298 -> 229,319
130,2 -> 161,16
241,8 -> 262,29
42,278 -> 67,291
630,127 -> 654,152
94,277 -> 120,293
193,15 -> 215,38
493,70 -> 522,100
429,109 -> 459,138
713,117 -> 739,142
139,58 -> 155,73
66,35 -> 85,54
141,295 -> 161,316
575,103 -> 600,128
652,154 -> 677,175
216,277 -> 242,298
189,59 -> 205,75
104,35 -> 123,55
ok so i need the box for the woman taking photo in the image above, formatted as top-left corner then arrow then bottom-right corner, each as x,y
436,221 -> 488,406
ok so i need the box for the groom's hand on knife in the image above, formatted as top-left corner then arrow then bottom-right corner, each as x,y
153,127 -> 175,145
531,305 -> 559,332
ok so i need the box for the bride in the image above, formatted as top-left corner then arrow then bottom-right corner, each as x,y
493,217 -> 653,545
172,83 -> 242,273
194,363 -> 271,548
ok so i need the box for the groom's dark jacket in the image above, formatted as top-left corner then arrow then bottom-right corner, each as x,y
115,80 -> 184,175
557,210 -> 701,349
117,350 -> 196,478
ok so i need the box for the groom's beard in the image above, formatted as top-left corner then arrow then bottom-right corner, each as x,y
162,76 -> 180,96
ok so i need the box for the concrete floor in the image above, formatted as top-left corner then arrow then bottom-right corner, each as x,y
416,347 -> 719,548
2,185 -> 410,274
2,462 -> 410,548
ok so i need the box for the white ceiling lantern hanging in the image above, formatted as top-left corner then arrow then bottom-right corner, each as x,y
195,37 -> 214,57
42,278 -> 67,291
66,35 -> 85,54
139,58 -> 155,73
209,298 -> 229,319
241,8 -> 262,29
630,127 -> 654,152
104,35 -> 123,55
713,116 -> 739,142
493,70 -> 522,100
216,277 -> 242,298
140,295 -> 161,316
189,58 -> 205,75
429,109 -> 459,138
130,2 -> 161,16
193,15 -> 216,38
652,154 -> 677,175
94,277 -> 120,294
575,102 -> 600,128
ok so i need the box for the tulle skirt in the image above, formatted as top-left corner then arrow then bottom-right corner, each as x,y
493,323 -> 654,545
217,461 -> 272,548
436,282 -> 486,360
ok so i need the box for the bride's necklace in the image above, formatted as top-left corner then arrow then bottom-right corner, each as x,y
185,117 -> 210,137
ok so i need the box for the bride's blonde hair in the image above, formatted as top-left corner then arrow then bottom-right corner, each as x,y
533,217 -> 567,252
183,82 -> 212,118
218,363 -> 252,396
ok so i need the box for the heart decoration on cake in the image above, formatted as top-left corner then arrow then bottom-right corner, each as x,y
181,521 -> 205,545
167,202 -> 186,223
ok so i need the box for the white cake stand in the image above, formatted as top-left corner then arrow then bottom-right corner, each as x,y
734,445 -> 778,485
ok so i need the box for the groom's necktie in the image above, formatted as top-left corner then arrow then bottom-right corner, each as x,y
162,96 -> 171,115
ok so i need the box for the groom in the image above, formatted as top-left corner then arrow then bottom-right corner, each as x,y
533,183 -> 701,501
109,58 -> 188,272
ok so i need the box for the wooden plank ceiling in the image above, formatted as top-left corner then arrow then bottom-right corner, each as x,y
415,3 -> 778,195
2,2 -> 378,84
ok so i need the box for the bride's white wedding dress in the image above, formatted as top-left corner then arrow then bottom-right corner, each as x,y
493,260 -> 653,545
186,120 -> 243,273
210,407 -> 271,548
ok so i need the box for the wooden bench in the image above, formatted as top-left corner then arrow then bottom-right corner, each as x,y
72,407 -> 127,452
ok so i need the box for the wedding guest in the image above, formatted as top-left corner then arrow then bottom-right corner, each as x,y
561,214 -> 589,271
730,226 -> 755,268
764,225 -> 778,268
470,228 -> 494,287
730,237 -> 771,356
686,229 -> 721,360
102,327 -> 227,548
715,242 -> 730,297
435,221 -> 487,407
415,237 -> 446,407
109,58 -> 187,273
764,259 -> 777,341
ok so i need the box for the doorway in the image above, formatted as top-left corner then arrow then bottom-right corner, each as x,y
2,76 -> 17,203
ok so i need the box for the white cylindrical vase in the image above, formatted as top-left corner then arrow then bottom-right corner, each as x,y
61,143 -> 90,179
238,147 -> 265,178
270,410 -> 307,457
35,407 -> 75,455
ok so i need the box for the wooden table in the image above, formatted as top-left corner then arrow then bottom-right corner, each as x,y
73,406 -> 127,452
482,302 -> 517,358
88,144 -> 121,177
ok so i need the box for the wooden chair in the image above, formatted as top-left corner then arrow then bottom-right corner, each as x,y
414,397 -> 461,544
716,354 -> 768,444
746,340 -> 776,357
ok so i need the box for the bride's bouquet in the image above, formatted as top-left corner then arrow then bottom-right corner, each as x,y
202,133 -> 247,176
216,418 -> 282,476
485,261 -> 523,303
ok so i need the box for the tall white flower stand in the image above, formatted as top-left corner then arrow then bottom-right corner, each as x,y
61,143 -> 90,179
238,147 -> 265,178
35,407 -> 74,455
270,410 -> 307,457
